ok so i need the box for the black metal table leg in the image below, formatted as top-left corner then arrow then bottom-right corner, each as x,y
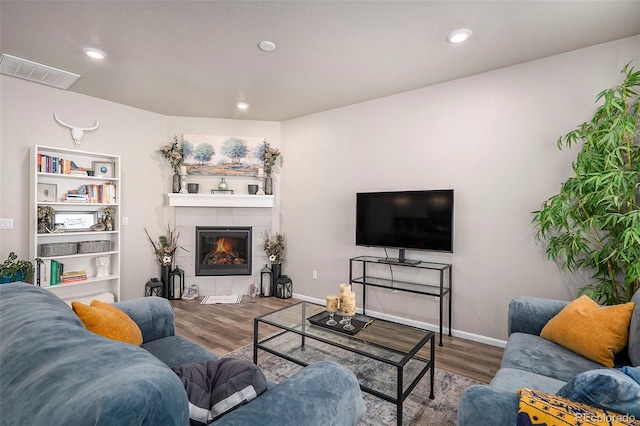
430,333 -> 435,399
253,318 -> 258,364
449,265 -> 453,337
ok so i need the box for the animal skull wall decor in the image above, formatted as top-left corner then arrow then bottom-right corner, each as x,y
53,113 -> 100,148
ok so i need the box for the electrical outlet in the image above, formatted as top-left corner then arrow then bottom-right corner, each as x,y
434,296 -> 440,301
312,270 -> 318,280
0,219 -> 13,229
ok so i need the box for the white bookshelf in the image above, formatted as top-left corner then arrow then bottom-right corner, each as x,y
29,145 -> 121,301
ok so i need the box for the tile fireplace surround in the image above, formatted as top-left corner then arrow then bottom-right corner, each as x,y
171,196 -> 275,297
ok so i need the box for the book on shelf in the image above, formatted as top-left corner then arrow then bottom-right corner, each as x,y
62,276 -> 88,283
62,269 -> 87,283
50,260 -> 59,285
62,270 -> 87,278
34,259 -> 43,286
67,184 -> 116,204
37,155 -> 77,175
63,193 -> 90,202
62,183 -> 117,204
35,259 -> 64,286
40,259 -> 50,286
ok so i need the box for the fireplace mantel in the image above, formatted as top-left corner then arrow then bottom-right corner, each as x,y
168,193 -> 274,208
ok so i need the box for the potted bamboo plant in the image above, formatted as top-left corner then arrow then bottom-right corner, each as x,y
533,63 -> 640,305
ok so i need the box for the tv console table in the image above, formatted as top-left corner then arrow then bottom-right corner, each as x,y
349,255 -> 452,346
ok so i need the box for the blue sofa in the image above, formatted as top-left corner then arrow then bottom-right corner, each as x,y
0,283 -> 363,425
457,291 -> 640,426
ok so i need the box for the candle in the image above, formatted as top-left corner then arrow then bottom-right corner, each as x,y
258,167 -> 264,176
326,295 -> 339,313
342,291 -> 356,317
180,166 -> 187,174
339,284 -> 351,310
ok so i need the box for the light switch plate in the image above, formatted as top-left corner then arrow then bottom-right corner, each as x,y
0,218 -> 14,229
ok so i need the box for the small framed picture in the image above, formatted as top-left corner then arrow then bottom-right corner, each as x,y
92,161 -> 115,178
37,183 -> 58,202
54,211 -> 98,232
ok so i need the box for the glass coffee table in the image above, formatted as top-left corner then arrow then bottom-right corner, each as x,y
254,301 -> 435,425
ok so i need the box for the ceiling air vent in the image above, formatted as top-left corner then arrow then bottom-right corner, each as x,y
0,53 -> 80,89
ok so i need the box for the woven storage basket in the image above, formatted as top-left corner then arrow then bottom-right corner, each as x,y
78,240 -> 111,254
39,242 -> 78,257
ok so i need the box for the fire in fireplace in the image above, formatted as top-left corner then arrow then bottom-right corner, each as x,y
195,226 -> 252,276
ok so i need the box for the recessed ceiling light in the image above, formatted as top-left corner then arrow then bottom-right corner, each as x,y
446,29 -> 472,44
83,48 -> 108,60
236,102 -> 250,110
258,41 -> 276,52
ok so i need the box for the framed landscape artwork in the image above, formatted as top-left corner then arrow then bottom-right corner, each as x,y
182,134 -> 265,176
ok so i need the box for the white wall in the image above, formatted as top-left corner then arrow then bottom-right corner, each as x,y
280,36 -> 640,343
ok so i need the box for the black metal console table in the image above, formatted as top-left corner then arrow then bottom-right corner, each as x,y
349,255 -> 452,346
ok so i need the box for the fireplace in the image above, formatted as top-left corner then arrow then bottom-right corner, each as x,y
195,226 -> 252,276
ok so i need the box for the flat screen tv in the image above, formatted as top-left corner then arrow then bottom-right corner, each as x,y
356,189 -> 454,262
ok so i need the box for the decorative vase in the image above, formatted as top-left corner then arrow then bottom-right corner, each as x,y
271,263 -> 281,292
172,173 -> 181,193
160,264 -> 171,299
264,176 -> 273,195
218,177 -> 228,191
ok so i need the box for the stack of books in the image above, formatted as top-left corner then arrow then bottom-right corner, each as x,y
36,259 -> 64,286
63,184 -> 116,204
64,192 -> 90,203
61,270 -> 87,283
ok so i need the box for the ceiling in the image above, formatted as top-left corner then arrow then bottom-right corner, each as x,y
1,1 -> 639,121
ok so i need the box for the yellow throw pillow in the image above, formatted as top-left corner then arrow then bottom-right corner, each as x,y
72,300 -> 143,346
540,295 -> 635,367
517,388 -> 639,426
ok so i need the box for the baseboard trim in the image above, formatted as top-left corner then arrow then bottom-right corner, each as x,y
292,293 -> 507,348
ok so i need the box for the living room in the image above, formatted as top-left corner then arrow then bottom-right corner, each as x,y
1,2 -> 640,424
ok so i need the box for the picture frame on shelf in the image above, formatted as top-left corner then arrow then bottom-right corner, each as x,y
92,161 -> 115,178
54,211 -> 98,232
37,183 -> 58,202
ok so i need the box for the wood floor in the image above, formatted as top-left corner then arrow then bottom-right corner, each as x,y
172,296 -> 504,384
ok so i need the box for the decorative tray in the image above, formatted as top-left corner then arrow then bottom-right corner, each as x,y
307,311 -> 373,336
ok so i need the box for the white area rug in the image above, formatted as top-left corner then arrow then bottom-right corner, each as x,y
200,295 -> 243,304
